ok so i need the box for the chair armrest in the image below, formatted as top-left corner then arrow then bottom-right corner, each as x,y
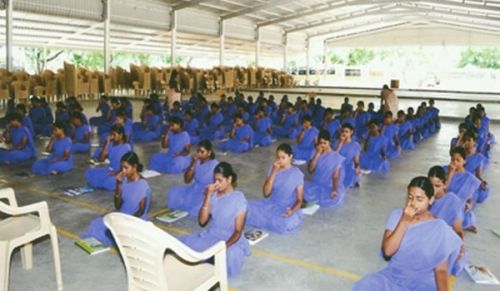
168,240 -> 226,263
0,187 -> 18,207
0,201 -> 51,227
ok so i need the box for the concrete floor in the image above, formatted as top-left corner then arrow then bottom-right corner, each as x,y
2,100 -> 500,291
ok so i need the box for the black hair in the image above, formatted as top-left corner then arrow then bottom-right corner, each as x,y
110,97 -> 120,105
458,122 -> 467,130
318,130 -> 331,142
301,114 -> 312,123
53,121 -> 66,131
15,104 -> 27,114
357,100 -> 364,106
198,139 -> 215,159
397,110 -> 405,116
121,151 -> 144,173
384,111 -> 393,118
255,106 -> 265,114
214,161 -> 237,186
111,124 -> 126,143
408,176 -> 434,199
368,119 -> 378,127
169,116 -> 184,128
427,165 -> 446,183
115,109 -> 127,118
184,110 -> 193,117
70,112 -> 84,122
463,130 -> 477,141
56,101 -> 66,109
7,113 -> 22,123
276,143 -> 293,156
324,108 -> 334,116
173,101 -> 181,107
450,146 -> 467,160
211,102 -> 219,109
233,113 -> 244,121
342,123 -> 354,131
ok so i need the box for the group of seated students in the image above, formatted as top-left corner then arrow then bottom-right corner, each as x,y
0,90 -> 494,288
355,103 -> 495,290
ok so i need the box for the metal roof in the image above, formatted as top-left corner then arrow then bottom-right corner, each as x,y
1,0 -> 500,58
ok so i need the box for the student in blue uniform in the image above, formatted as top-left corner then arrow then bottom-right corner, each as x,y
167,140 -> 219,216
218,113 -> 254,153
381,111 -> 401,160
149,116 -> 191,174
273,103 -> 299,139
32,121 -> 73,176
81,151 -> 151,246
0,113 -> 36,165
252,107 -> 272,147
333,123 -> 362,188
304,130 -> 346,208
246,143 -> 304,234
89,95 -> 111,127
360,120 -> 390,174
133,106 -> 162,142
292,115 -> 319,162
199,102 -> 224,141
86,124 -> 132,191
70,112 -> 91,154
396,110 -> 414,151
354,101 -> 371,141
183,110 -> 200,145
462,131 -> 490,203
179,162 -> 250,277
16,104 -> 34,137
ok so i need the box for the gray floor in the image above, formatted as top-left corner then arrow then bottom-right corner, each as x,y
3,100 -> 500,291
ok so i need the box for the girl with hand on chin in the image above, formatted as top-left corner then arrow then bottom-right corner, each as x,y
81,151 -> 152,246
246,143 -> 305,234
354,176 -> 462,291
180,162 -> 250,277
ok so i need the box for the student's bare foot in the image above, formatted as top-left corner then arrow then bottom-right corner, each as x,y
465,226 -> 478,233
354,182 -> 360,188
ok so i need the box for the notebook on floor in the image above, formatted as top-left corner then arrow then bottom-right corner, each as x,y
141,169 -> 161,179
156,209 -> 188,223
63,186 -> 94,197
244,228 -> 269,246
75,237 -> 110,255
465,264 -> 500,285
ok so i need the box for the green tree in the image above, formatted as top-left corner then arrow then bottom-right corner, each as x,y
347,48 -> 375,66
458,48 -> 500,69
329,53 -> 344,65
161,55 -> 185,66
24,47 -> 65,74
69,51 -> 104,70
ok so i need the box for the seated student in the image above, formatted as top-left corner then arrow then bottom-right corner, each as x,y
81,151 -> 151,246
340,97 -> 353,112
450,122 -> 468,150
54,101 -> 70,124
89,95 -> 111,127
246,143 -> 304,234
428,98 -> 440,133
463,131 -> 490,204
167,101 -> 184,120
0,113 -> 36,164
149,116 -> 191,174
252,107 -> 272,147
396,110 -> 414,151
0,97 -> 16,128
428,165 -> 465,275
132,105 -> 162,142
180,162 -> 250,277
321,108 -> 341,141
218,113 -> 254,153
292,115 -> 319,162
222,97 -> 237,126
446,146 -> 481,233
273,103 -> 299,139
354,101 -> 371,141
304,131 -> 345,208
183,110 -> 200,145
471,114 -> 489,157
39,98 -> 54,136
120,97 -> 133,120
86,125 -> 132,191
381,111 -> 401,160
407,107 -> 422,144
477,105 -> 495,148
312,98 -> 325,128
333,124 -> 361,188
99,109 -> 133,145
32,121 -> 73,176
97,97 -> 121,136
69,113 -> 91,154
416,106 -> 430,139
29,97 -> 46,136
167,140 -> 219,216
360,120 -> 389,174
16,103 -> 35,138
353,176 -> 462,291
337,107 -> 356,129
199,103 -> 224,141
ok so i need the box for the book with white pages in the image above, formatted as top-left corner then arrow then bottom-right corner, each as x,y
156,209 -> 188,223
301,202 -> 320,215
89,158 -> 110,166
244,228 -> 269,246
141,169 -> 161,179
465,264 -> 500,285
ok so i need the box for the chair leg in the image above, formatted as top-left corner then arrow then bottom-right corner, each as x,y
20,243 -> 33,270
49,226 -> 64,291
0,243 -> 11,291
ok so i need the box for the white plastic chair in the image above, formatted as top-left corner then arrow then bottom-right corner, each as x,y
0,187 -> 63,291
104,212 -> 228,291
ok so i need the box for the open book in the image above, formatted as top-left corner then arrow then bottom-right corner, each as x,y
292,159 -> 307,166
156,209 -> 188,223
63,187 -> 94,197
41,151 -> 51,156
301,202 -> 320,215
141,169 -> 161,179
88,158 -> 110,166
465,264 -> 500,285
244,228 -> 269,246
75,237 -> 110,255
